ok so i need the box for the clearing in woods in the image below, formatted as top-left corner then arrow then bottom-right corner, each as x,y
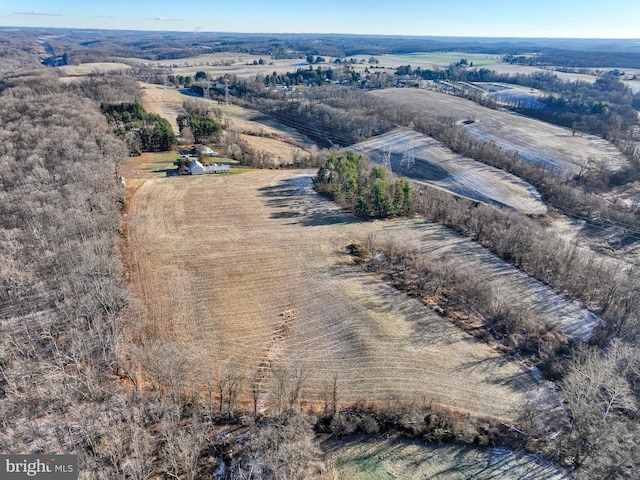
126,168 -> 599,418
370,88 -> 627,176
350,127 -> 547,214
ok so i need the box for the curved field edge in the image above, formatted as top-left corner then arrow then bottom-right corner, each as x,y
125,168 -> 571,419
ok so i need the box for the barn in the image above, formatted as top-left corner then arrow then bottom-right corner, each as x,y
204,163 -> 231,174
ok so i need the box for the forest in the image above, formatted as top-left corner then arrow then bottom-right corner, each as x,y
101,101 -> 175,153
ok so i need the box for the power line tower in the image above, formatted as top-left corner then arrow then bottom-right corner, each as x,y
401,145 -> 415,170
201,80 -> 210,100
224,76 -> 230,105
382,144 -> 392,171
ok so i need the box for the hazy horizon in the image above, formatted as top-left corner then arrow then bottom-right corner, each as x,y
2,0 -> 639,39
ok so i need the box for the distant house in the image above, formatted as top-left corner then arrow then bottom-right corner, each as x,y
195,144 -> 218,157
188,159 -> 206,175
188,158 -> 230,175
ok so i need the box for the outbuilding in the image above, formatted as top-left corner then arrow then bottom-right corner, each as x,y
195,144 -> 218,157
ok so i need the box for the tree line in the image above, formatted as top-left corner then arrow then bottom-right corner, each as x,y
247,79 -> 639,477
217,74 -> 640,348
229,80 -> 640,238
264,65 -> 362,87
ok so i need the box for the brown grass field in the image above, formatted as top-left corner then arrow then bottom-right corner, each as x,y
126,169 -> 544,419
370,88 -> 628,175
57,62 -> 132,76
129,78 -> 604,421
126,52 -> 313,79
351,127 -> 547,214
139,83 -> 190,132
124,165 -> 603,419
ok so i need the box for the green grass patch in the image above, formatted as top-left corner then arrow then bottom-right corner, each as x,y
228,166 -> 252,175
141,151 -> 180,163
135,151 -> 180,177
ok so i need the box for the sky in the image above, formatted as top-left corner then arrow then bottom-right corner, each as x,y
1,0 -> 639,39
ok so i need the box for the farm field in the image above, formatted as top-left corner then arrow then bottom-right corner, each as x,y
350,127 -> 546,214
139,83 -> 190,132
126,167 -> 601,419
353,52 -> 504,69
487,65 -> 640,90
472,82 -> 548,109
57,61 -> 132,76
126,169 -> 547,419
127,51 -> 500,79
486,63 -> 600,83
370,87 -> 628,175
325,435 -> 568,479
126,52 -> 313,79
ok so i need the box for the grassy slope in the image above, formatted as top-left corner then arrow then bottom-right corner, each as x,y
126,169 -> 541,419
350,127 -> 547,214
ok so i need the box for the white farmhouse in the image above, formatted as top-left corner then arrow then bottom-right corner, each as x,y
188,158 -> 206,175
187,158 -> 230,175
